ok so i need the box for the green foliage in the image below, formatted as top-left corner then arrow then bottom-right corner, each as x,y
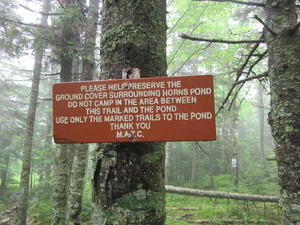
49,3 -> 86,60
29,181 -> 53,224
166,193 -> 281,224
0,1 -> 32,56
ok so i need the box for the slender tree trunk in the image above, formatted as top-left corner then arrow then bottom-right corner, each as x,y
208,142 -> 216,189
15,1 -> 50,224
165,142 -> 172,185
51,1 -> 77,224
41,109 -> 54,181
191,142 -> 199,189
82,0 -> 99,82
265,0 -> 300,223
66,144 -> 89,225
222,112 -> 231,174
92,0 -> 167,224
258,86 -> 269,177
231,100 -> 238,188
66,1 -> 99,223
0,153 -> 10,194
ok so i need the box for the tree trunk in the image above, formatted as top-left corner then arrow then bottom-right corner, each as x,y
191,142 -> 199,189
82,0 -> 99,81
265,0 -> 300,223
231,100 -> 238,188
0,153 -> 10,194
51,1 -> 77,224
66,144 -> 89,225
15,0 -> 50,224
258,85 -> 270,177
92,0 -> 167,224
66,1 -> 99,223
165,142 -> 172,185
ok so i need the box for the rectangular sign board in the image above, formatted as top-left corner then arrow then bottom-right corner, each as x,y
53,75 -> 216,143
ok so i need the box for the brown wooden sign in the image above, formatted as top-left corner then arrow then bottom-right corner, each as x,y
53,75 -> 216,143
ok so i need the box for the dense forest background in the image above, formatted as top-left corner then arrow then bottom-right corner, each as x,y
0,0 -> 281,224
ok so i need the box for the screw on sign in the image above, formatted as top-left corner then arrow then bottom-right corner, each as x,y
53,75 -> 216,143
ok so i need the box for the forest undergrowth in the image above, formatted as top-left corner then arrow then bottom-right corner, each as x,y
165,194 -> 281,225
0,175 -> 281,225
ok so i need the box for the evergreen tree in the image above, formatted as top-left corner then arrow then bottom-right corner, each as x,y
92,0 -> 167,224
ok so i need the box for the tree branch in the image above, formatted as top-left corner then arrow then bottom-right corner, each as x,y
0,17 -> 47,28
254,15 -> 276,36
232,72 -> 268,85
216,34 -> 264,115
19,4 -> 62,16
179,33 -> 264,44
227,49 -> 268,111
290,20 -> 300,34
192,0 -> 265,7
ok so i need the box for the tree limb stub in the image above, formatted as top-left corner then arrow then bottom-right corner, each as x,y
165,186 -> 279,203
192,0 -> 265,7
254,15 -> 276,36
179,34 -> 264,44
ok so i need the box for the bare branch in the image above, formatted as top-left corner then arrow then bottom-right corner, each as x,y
216,34 -> 264,115
192,0 -> 265,7
195,141 -> 210,155
232,72 -> 268,85
179,33 -> 264,44
19,4 -> 40,14
290,20 -> 300,34
19,3 -> 61,16
254,15 -> 276,36
0,17 -> 47,28
57,0 -> 65,9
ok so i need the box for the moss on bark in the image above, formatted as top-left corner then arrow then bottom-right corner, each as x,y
265,0 -> 300,223
92,2 -> 167,223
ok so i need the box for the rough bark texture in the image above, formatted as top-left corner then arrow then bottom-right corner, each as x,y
92,2 -> 167,223
265,0 -> 300,224
15,0 -> 50,224
99,0 -> 167,80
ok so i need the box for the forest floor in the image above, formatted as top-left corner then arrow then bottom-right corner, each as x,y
165,193 -> 281,225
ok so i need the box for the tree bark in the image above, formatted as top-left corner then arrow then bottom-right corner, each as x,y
51,1 -> 77,224
66,144 -> 89,225
258,85 -> 270,177
265,0 -> 300,223
231,99 -> 238,187
66,2 -> 99,223
165,185 -> 279,203
15,0 -> 51,224
165,142 -> 172,185
191,142 -> 200,189
0,153 -> 10,194
92,1 -> 167,224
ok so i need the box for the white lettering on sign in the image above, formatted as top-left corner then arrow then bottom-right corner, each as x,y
53,75 -> 215,142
